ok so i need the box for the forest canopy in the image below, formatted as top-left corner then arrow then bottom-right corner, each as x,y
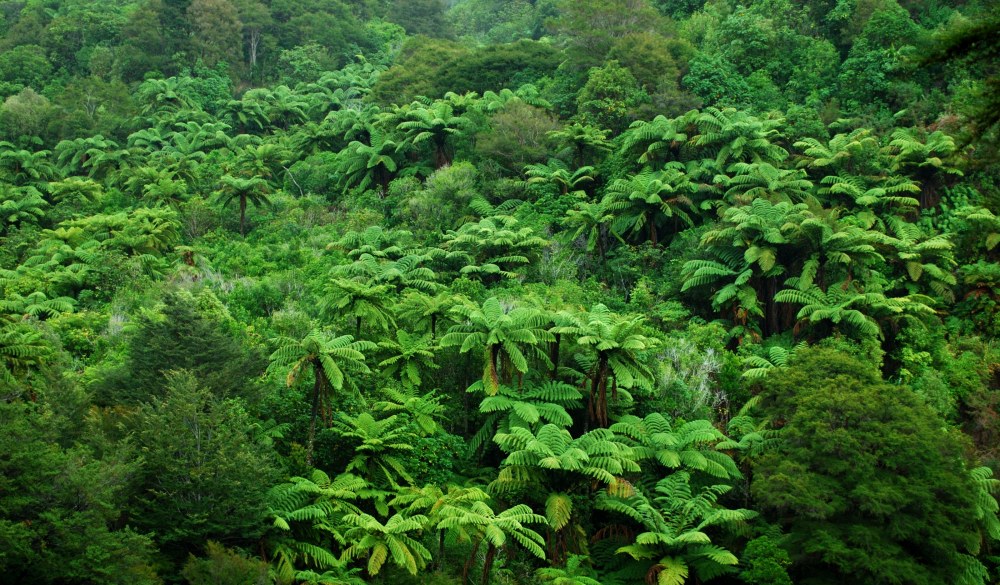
2,0 -> 1000,584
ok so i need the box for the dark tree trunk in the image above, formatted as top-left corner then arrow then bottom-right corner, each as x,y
589,354 -> 610,427
463,539 -> 481,584
765,276 -> 779,336
549,333 -> 561,379
481,544 -> 498,585
239,195 -> 247,236
306,362 -> 323,465
437,529 -> 446,571
488,344 -> 502,392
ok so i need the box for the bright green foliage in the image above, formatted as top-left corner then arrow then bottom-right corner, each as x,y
377,330 -> 438,389
436,499 -> 547,583
619,113 -> 691,167
390,483 -> 492,565
341,511 -> 432,576
472,380 -> 582,453
396,290 -> 464,339
0,184 -> 47,233
373,386 -> 447,436
536,554 -> 602,585
59,208 -> 181,256
0,320 -> 51,388
596,471 -> 755,585
575,61 -> 649,133
215,175 -> 271,236
549,122 -> 611,167
0,290 -> 74,319
492,424 -> 640,490
715,162 -> 812,207
681,199 -> 810,338
440,297 -> 553,395
334,129 -> 406,193
268,329 -> 375,463
336,252 -> 439,293
333,411 -> 417,489
394,100 -> 474,169
321,277 -> 397,337
553,304 -> 658,426
333,226 -> 412,261
689,107 -> 788,168
604,166 -> 697,245
523,158 -> 595,197
774,279 -> 936,341
442,214 -> 549,282
741,342 -> 807,380
610,413 -> 740,478
266,470 -> 368,585
562,199 -> 615,256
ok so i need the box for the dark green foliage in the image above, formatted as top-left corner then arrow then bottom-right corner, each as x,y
387,0 -> 452,38
130,370 -> 279,563
738,536 -> 793,585
576,61 -> 650,134
682,53 -> 752,109
181,541 -> 270,585
0,400 -> 160,585
922,9 -> 1000,160
753,348 -> 989,584
0,1 -> 997,583
372,39 -> 559,103
96,289 -> 262,405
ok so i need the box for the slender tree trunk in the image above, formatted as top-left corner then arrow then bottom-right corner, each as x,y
435,138 -> 450,169
248,28 -> 260,69
488,344 -> 501,393
765,276 -> 778,336
481,544 -> 498,585
239,195 -> 247,236
356,316 -> 362,338
597,376 -> 608,428
549,333 -> 561,379
463,539 -> 481,584
437,529 -> 446,571
306,363 -> 323,465
589,355 -> 610,427
430,313 -> 437,340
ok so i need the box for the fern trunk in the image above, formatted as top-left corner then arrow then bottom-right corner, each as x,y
463,538 -> 481,584
481,543 -> 498,585
239,194 -> 247,237
590,354 -> 611,427
549,333 -> 561,379
306,361 -> 323,465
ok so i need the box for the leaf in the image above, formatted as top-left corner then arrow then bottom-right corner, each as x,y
546,492 -> 573,531
656,557 -> 689,585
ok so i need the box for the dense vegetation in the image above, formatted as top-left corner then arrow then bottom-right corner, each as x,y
1,0 -> 999,583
